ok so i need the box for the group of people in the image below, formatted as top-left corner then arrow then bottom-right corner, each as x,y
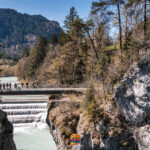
0,82 -> 39,90
14,82 -> 28,90
0,83 -> 12,90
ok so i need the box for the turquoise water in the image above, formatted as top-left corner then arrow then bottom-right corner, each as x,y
14,127 -> 57,150
0,77 -> 57,150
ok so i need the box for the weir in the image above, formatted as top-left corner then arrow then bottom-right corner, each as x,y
0,95 -> 48,127
0,88 -> 86,126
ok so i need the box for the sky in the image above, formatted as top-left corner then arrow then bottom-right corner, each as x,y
0,0 -> 92,27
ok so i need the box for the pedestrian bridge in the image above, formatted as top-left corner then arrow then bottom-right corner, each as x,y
0,88 -> 87,95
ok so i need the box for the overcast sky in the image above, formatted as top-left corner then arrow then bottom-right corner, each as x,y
0,0 -> 92,27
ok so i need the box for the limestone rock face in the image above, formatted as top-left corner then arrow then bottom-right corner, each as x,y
47,101 -> 67,150
134,125 -> 150,150
77,104 -> 137,150
48,54 -> 150,150
115,55 -> 150,150
115,55 -> 150,124
47,94 -> 81,150
0,109 -> 16,150
48,95 -> 137,150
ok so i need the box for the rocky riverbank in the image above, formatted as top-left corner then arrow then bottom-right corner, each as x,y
47,55 -> 150,150
0,110 -> 16,150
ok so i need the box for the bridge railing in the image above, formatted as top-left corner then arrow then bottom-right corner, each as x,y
0,82 -> 88,91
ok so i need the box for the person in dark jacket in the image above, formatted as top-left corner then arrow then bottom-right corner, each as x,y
6,83 -> 9,90
3,83 -> 5,90
9,83 -> 12,90
14,83 -> 17,89
21,83 -> 24,89
0,83 -> 2,90
26,82 -> 29,89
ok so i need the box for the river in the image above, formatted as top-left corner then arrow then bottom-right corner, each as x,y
0,77 -> 57,150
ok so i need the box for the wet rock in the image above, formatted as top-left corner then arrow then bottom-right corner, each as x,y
0,109 -> 16,150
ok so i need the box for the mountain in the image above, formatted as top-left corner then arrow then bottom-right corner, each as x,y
0,8 -> 61,59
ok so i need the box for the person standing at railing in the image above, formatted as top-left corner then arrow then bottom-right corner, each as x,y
26,82 -> 28,89
9,83 -> 12,90
17,83 -> 21,90
14,83 -> 16,89
3,83 -> 5,90
32,83 -> 35,88
21,83 -> 24,89
0,83 -> 2,90
6,83 -> 9,90
36,82 -> 38,88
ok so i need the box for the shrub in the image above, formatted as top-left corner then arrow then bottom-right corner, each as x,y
83,86 -> 101,122
84,86 -> 95,108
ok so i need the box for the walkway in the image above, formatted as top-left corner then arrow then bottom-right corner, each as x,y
0,88 -> 87,95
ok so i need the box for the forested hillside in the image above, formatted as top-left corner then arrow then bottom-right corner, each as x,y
0,8 -> 61,60
15,1 -> 150,88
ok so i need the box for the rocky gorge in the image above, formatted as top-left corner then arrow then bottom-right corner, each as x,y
1,54 -> 150,150
47,54 -> 150,150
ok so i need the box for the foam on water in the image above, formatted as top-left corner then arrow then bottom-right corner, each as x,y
14,126 -> 57,150
0,76 -> 57,150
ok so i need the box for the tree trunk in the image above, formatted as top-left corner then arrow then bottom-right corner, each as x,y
117,3 -> 123,63
125,9 -> 128,50
84,28 -> 99,60
144,0 -> 147,54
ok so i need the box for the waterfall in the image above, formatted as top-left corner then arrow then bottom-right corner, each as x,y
0,95 -> 48,127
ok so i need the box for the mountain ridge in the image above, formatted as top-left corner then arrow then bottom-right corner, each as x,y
0,8 -> 61,59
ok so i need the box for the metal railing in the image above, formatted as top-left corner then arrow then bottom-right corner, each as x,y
0,82 -> 88,91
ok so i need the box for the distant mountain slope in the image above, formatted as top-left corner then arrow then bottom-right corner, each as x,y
0,8 -> 61,59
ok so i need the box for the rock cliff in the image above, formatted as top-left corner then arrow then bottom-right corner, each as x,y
47,95 -> 137,150
115,55 -> 150,124
47,55 -> 150,150
47,94 -> 81,150
0,109 -> 16,150
115,54 -> 150,150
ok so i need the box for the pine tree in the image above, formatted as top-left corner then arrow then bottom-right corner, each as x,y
92,0 -> 125,62
126,0 -> 150,53
26,37 -> 47,78
63,7 -> 79,34
50,34 -> 58,45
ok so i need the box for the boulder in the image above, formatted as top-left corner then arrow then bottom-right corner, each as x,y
0,109 -> 16,150
115,55 -> 150,124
